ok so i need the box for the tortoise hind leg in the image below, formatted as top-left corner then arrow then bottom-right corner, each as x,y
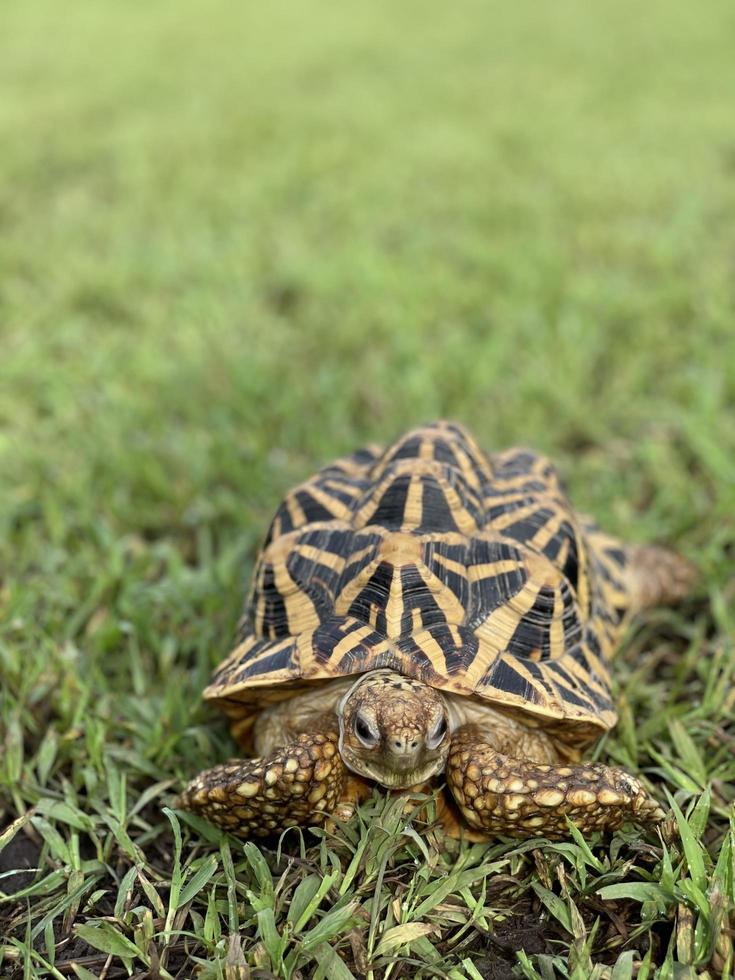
446,725 -> 663,840
179,718 -> 349,838
626,544 -> 698,611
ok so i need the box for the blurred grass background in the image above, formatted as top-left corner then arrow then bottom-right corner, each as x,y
3,0 -> 735,550
1,0 -> 735,976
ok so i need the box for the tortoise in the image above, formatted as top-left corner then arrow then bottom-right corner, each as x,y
180,421 -> 695,839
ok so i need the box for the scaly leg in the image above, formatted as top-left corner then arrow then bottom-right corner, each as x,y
446,725 -> 663,839
179,717 -> 348,837
626,545 -> 697,611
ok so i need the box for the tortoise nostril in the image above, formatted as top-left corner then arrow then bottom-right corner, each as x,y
393,738 -> 420,753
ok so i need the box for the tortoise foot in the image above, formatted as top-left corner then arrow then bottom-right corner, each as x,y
628,545 -> 698,609
446,725 -> 664,839
179,724 -> 348,838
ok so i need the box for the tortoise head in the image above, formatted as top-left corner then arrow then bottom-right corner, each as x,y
337,670 -> 450,789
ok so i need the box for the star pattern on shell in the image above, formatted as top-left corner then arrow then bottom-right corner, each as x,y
206,421 -> 636,744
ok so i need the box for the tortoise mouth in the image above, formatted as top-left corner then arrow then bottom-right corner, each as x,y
341,753 -> 447,790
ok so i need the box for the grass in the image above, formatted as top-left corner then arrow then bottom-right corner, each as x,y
1,0 -> 734,975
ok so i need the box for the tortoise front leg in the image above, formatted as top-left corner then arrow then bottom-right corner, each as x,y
179,718 -> 348,838
446,725 -> 664,839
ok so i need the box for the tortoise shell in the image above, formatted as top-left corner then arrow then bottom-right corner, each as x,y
207,422 -> 634,745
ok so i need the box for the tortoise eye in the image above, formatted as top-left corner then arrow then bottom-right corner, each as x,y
354,713 -> 378,747
427,716 -> 448,749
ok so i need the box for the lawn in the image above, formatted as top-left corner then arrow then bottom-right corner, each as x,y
1,0 -> 734,976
